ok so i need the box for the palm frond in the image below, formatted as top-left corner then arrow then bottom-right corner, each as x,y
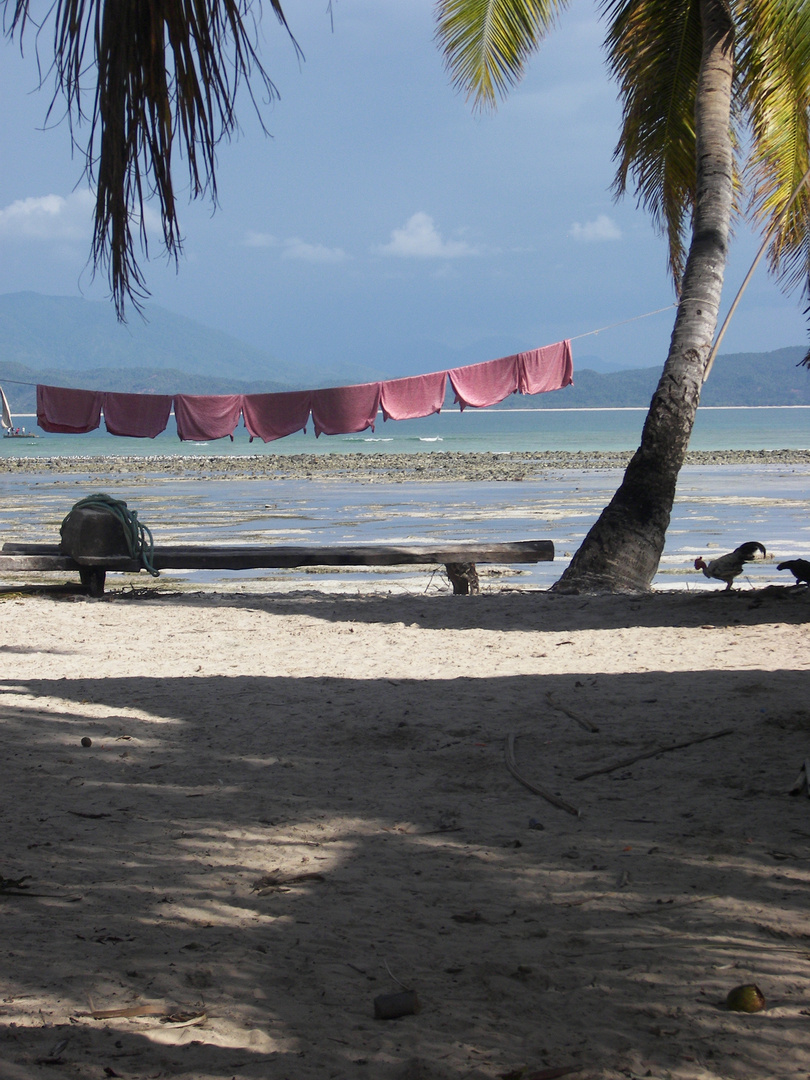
602,0 -> 703,287
435,0 -> 570,113
4,0 -> 299,319
738,0 -> 810,300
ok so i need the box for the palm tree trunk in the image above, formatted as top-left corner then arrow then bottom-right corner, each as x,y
553,0 -> 735,593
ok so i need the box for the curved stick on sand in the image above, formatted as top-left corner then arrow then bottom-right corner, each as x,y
574,727 -> 734,781
545,691 -> 599,733
505,733 -> 580,817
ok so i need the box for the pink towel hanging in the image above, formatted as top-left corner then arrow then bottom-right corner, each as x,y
103,392 -> 173,438
174,394 -> 243,441
448,354 -> 520,410
310,382 -> 381,437
242,390 -> 312,442
380,371 -> 447,421
36,384 -> 103,433
518,340 -> 574,394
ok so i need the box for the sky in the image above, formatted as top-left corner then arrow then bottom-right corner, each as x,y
0,0 -> 807,381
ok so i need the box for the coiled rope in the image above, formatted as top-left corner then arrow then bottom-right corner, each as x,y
65,493 -> 159,576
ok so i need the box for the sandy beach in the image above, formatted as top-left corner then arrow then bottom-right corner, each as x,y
2,577 -> 810,1080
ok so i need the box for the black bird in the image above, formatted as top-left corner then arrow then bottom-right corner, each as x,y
777,559 -> 810,585
694,541 -> 766,590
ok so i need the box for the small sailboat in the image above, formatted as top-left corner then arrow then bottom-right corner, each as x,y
1,385 -> 39,438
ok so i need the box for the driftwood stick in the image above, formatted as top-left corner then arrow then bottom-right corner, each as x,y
575,727 -> 734,781
505,734 -> 580,816
546,691 -> 600,733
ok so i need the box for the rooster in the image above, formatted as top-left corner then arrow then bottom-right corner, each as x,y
777,558 -> 810,586
694,542 -> 766,590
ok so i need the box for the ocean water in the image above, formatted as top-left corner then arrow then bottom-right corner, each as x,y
2,465 -> 808,593
2,407 -> 809,592
2,404 -> 809,457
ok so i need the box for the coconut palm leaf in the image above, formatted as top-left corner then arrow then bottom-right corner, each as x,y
739,0 -> 810,296
435,0 -> 570,113
4,0 -> 299,318
603,0 -> 704,287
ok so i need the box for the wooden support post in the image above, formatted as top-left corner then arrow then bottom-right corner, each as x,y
445,562 -> 479,595
79,566 -> 107,598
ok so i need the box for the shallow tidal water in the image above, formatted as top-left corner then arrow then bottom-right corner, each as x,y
1,463 -> 808,593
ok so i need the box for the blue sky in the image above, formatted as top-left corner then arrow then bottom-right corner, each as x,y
0,0 -> 806,380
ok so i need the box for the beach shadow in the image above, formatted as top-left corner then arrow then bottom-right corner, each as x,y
95,579 -> 810,634
1,666 -> 809,1077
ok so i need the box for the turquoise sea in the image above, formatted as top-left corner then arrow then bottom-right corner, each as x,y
2,404 -> 809,457
2,406 -> 809,592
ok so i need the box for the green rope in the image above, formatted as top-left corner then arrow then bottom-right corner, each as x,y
66,493 -> 159,577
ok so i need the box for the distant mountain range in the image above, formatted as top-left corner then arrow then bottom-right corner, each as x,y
527,344 -> 810,408
0,291 -> 808,411
0,291 -> 370,409
0,290 -> 307,390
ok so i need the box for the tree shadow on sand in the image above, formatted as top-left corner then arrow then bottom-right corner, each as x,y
1,663 -> 810,1078
14,575 -> 805,635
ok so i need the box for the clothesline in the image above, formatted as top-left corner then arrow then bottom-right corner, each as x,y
569,303 -> 676,340
35,340 -> 573,443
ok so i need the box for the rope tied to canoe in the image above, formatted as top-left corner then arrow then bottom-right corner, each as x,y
64,493 -> 159,576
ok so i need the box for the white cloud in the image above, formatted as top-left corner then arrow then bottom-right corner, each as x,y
378,212 -> 480,258
244,231 -> 348,262
0,190 -> 95,241
570,214 -> 622,242
282,238 -> 349,263
244,231 -> 279,248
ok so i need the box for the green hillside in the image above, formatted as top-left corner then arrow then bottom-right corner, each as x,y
521,345 -> 810,408
0,362 -> 294,413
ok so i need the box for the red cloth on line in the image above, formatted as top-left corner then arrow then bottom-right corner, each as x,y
242,390 -> 312,443
518,340 -> 574,394
310,382 -> 381,437
36,384 -> 103,433
173,394 -> 243,441
103,392 -> 173,438
448,354 -> 520,410
380,371 -> 447,421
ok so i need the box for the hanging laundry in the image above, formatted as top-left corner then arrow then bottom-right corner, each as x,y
448,354 -> 520,410
242,390 -> 312,442
32,336 -> 575,442
174,394 -> 243,441
380,371 -> 447,421
518,340 -> 573,394
103,392 -> 173,438
37,384 -> 104,433
310,382 -> 381,437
